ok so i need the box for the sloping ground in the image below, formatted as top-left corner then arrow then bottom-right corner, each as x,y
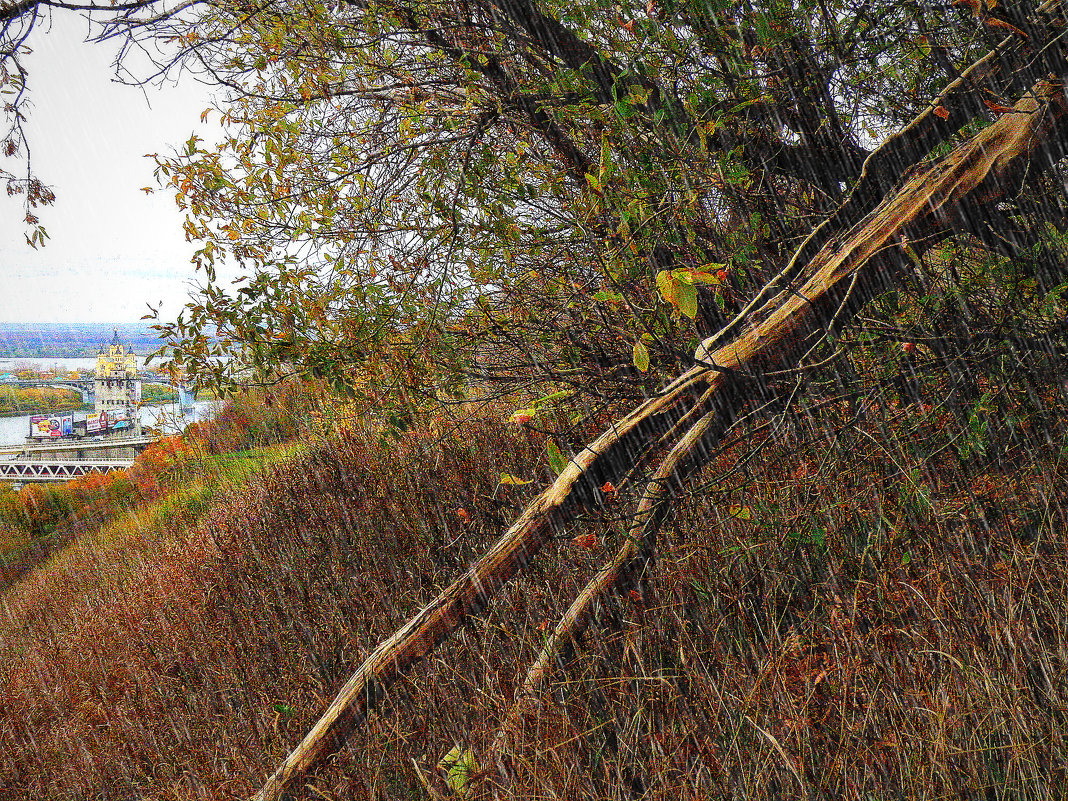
1,404 -> 1067,799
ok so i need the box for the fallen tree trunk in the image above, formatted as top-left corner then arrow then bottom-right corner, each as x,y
478,76 -> 1068,794
250,77 -> 1067,801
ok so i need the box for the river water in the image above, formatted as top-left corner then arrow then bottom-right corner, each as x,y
0,356 -> 223,447
0,356 -> 153,374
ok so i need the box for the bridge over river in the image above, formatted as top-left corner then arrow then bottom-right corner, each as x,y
4,375 -> 195,408
0,435 -> 157,485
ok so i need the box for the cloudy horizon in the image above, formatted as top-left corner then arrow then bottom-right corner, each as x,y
0,13 -> 219,326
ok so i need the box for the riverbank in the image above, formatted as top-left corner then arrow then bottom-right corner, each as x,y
0,384 -> 202,419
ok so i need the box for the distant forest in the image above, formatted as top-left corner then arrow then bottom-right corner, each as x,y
0,324 -> 164,358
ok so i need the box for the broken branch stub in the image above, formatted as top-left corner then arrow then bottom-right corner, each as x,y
250,79 -> 1067,801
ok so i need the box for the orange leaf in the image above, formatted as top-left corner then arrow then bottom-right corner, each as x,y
933,105 -> 950,120
982,97 -> 1017,114
985,17 -> 1027,38
601,481 -> 616,494
456,507 -> 470,523
571,533 -> 600,550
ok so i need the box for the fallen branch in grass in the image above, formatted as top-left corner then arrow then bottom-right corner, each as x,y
250,76 -> 1067,801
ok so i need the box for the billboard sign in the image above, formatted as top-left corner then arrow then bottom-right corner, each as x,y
86,411 -> 108,434
29,415 -> 53,438
110,408 -> 131,430
29,414 -> 69,439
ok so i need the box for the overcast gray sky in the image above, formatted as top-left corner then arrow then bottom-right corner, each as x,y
0,12 -> 219,325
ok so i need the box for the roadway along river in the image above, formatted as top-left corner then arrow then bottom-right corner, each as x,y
0,401 -> 219,449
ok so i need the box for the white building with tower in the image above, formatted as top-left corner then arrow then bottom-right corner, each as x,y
95,330 -> 141,431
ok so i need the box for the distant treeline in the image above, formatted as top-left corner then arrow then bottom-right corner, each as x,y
0,386 -> 86,416
0,323 -> 165,357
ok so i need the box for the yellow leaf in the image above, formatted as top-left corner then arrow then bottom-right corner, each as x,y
655,270 -> 679,306
632,340 -> 650,372
499,472 -> 533,485
728,504 -> 753,520
438,746 -> 478,797
509,408 -> 536,424
657,268 -> 703,318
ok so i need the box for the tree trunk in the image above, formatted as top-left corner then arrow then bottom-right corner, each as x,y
250,78 -> 1068,801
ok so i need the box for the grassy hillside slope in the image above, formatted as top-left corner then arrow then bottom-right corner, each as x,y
2,387 -> 1067,799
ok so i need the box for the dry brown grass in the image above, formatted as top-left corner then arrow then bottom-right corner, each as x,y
2,397 -> 1067,800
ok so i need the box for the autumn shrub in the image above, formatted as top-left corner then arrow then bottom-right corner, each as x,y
188,380 -> 319,455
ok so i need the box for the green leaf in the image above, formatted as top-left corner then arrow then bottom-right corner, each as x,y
534,389 -> 574,407
632,340 -> 650,372
546,440 -> 568,476
599,136 -> 615,179
591,289 -> 623,304
676,279 -> 698,319
727,95 -> 772,114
